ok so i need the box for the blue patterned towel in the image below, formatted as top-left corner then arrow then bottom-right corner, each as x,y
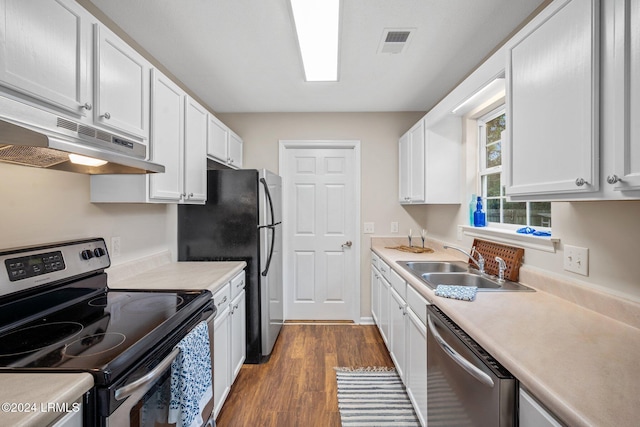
435,285 -> 477,301
169,321 -> 213,427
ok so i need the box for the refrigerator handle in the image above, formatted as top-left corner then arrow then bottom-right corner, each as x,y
259,177 -> 276,225
261,225 -> 276,277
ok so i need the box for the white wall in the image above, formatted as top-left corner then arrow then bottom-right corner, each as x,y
217,112 -> 427,318
0,162 -> 175,265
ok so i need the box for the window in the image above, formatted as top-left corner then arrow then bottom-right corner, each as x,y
478,108 -> 551,228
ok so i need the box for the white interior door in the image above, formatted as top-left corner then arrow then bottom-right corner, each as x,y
281,141 -> 360,321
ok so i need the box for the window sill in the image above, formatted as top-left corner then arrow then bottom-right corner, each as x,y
460,225 -> 559,253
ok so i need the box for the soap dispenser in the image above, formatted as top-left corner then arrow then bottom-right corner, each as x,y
473,196 -> 486,227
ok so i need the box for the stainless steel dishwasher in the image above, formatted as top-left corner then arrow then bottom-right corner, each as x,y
427,305 -> 517,426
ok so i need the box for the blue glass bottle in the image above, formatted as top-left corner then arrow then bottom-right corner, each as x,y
473,196 -> 486,227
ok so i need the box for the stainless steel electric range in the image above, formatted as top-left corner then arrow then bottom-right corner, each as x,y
0,238 -> 215,426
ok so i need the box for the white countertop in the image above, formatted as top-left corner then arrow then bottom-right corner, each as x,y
0,373 -> 93,427
107,260 -> 247,293
372,239 -> 640,427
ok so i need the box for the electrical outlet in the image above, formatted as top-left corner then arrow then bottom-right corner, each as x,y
111,236 -> 121,257
564,244 -> 588,276
363,222 -> 375,234
391,222 -> 399,233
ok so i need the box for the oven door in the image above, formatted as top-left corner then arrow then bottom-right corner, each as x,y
106,308 -> 216,427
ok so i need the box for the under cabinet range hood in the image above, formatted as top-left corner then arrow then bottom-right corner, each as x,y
0,96 -> 164,174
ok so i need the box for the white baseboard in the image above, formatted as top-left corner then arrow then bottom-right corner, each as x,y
359,316 -> 375,325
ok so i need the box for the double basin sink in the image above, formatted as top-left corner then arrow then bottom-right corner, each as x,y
398,261 -> 534,292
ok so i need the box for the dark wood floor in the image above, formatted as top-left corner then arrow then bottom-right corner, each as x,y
216,324 -> 393,427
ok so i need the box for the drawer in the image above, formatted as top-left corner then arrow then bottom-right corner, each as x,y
212,282 -> 231,314
406,285 -> 429,325
389,268 -> 406,300
371,251 -> 379,269
378,260 -> 391,281
230,271 -> 246,300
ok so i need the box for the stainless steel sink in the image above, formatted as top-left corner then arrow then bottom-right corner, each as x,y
422,272 -> 500,289
420,272 -> 533,292
397,261 -> 534,292
399,261 -> 469,274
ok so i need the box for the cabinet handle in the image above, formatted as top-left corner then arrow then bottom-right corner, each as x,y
102,112 -> 111,119
607,175 -> 621,184
575,178 -> 588,187
82,102 -> 92,111
188,193 -> 194,198
237,281 -> 244,289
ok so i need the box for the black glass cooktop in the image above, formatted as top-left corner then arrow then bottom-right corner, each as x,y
0,273 -> 211,384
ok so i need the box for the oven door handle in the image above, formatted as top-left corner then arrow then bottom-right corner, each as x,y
427,314 -> 495,388
114,347 -> 180,401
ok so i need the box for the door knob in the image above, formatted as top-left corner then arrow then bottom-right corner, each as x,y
342,241 -> 353,248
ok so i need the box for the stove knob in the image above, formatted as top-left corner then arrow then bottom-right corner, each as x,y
81,249 -> 94,260
94,247 -> 106,258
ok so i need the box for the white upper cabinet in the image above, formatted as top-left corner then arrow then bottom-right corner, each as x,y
183,96 -> 207,203
611,0 -> 640,191
399,123 -> 424,203
207,114 -> 228,163
148,70 -> 184,202
0,0 -> 91,116
228,130 -> 243,168
207,114 -> 243,169
505,0 -> 600,199
94,24 -> 150,141
399,117 -> 461,204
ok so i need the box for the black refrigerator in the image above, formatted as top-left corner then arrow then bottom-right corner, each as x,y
177,169 -> 283,363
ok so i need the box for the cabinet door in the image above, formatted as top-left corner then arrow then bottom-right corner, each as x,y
399,132 -> 412,203
207,114 -> 228,163
213,306 -> 230,419
95,24 -> 150,140
230,290 -> 246,382
389,288 -> 406,381
406,308 -> 427,427
612,0 -> 640,190
149,70 -> 184,201
228,130 -> 243,168
0,0 -> 90,116
371,266 -> 380,325
409,121 -> 426,202
506,0 -> 599,197
183,96 -> 207,203
379,277 -> 391,347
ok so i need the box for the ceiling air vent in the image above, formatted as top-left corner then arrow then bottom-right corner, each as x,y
378,29 -> 413,54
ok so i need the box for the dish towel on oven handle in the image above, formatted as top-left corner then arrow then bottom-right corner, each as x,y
434,285 -> 477,301
169,321 -> 213,427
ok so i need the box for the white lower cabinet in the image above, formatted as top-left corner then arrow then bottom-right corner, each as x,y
212,271 -> 246,419
389,287 -> 407,380
370,265 -> 381,325
229,273 -> 246,381
519,388 -> 563,427
406,286 -> 428,426
371,251 -> 427,426
378,273 -> 391,346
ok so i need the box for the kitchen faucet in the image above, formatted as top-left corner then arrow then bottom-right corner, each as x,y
443,245 -> 485,273
495,256 -> 507,282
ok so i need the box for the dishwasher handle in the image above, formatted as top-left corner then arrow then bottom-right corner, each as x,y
427,314 -> 495,388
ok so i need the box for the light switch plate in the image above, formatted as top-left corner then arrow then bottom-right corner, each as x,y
390,222 -> 399,233
564,244 -> 588,276
363,222 -> 375,234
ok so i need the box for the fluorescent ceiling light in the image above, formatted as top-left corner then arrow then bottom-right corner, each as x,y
451,77 -> 505,114
68,154 -> 108,167
290,0 -> 340,82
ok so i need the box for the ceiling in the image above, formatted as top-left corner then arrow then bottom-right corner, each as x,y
86,0 -> 546,114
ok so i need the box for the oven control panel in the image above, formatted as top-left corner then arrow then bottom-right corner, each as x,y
0,238 -> 110,298
5,250 -> 66,282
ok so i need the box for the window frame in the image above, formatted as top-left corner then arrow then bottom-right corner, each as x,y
477,107 -> 551,231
